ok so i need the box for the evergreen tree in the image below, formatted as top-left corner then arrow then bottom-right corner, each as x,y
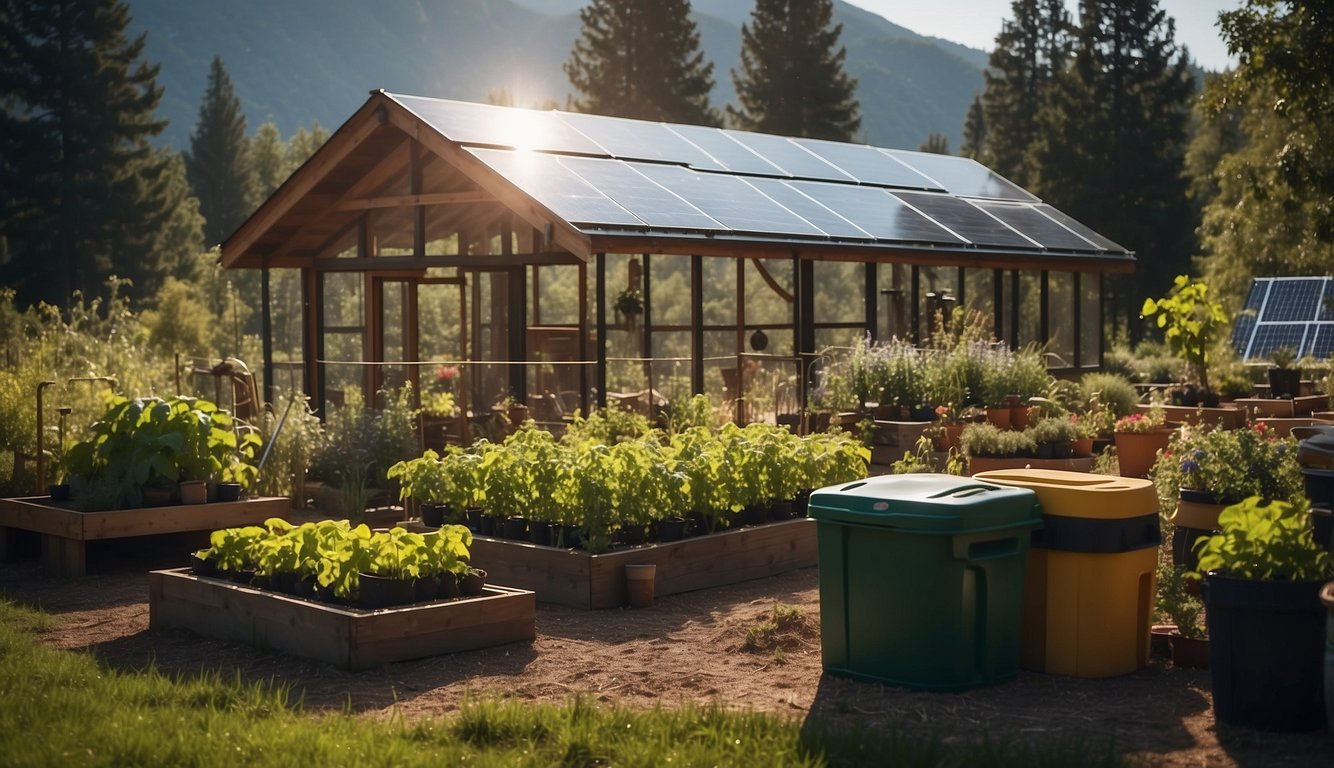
728,0 -> 860,140
960,94 -> 986,160
979,0 -> 1071,186
918,133 -> 950,155
564,0 -> 720,125
186,56 -> 253,247
0,0 -> 200,307
1029,0 -> 1195,342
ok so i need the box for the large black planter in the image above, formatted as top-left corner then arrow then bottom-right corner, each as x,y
1203,572 -> 1327,731
1268,367 -> 1301,399
357,573 -> 415,609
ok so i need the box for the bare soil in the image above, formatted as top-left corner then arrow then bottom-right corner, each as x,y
1,538 -> 1331,767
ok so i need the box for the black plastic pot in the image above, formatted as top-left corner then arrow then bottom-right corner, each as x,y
437,571 -> 460,599
189,553 -> 219,578
527,520 -> 552,547
413,576 -> 438,602
1203,572 -> 1327,731
502,516 -> 528,541
420,503 -> 446,527
357,573 -> 415,609
215,483 -> 242,502
1268,367 -> 1301,399
459,569 -> 487,596
1311,506 -> 1334,554
1302,468 -> 1334,507
47,483 -> 70,501
656,517 -> 687,542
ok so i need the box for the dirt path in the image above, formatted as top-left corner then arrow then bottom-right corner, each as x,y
1,552 -> 1331,767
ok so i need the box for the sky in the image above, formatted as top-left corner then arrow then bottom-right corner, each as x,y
845,0 -> 1240,72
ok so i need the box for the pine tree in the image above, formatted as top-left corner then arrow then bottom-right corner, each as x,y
960,94 -> 986,160
564,0 -> 720,125
1029,0 -> 1195,341
728,0 -> 860,140
918,134 -> 950,155
186,56 -> 253,248
979,0 -> 1071,186
0,0 -> 200,308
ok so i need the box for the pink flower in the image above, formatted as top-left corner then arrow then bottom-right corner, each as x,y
435,364 -> 459,382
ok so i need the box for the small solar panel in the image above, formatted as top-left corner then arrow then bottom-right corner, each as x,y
559,156 -> 724,231
892,192 -> 1036,249
741,178 -> 872,240
553,112 -> 724,170
663,124 -> 788,176
396,95 -> 605,155
972,201 -> 1101,251
466,148 -> 643,227
789,182 -> 964,244
792,138 -> 942,191
1232,277 -> 1334,361
884,150 -> 1038,202
632,164 -> 826,237
722,130 -> 855,181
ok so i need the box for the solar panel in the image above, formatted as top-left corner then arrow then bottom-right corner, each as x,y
553,112 -> 724,170
558,156 -> 725,231
792,138 -> 942,191
465,148 -> 643,227
884,150 -> 1038,202
1259,278 -> 1323,322
741,178 -> 873,240
631,164 -> 826,237
722,130 -> 855,181
395,94 -> 605,155
971,201 -> 1102,251
892,192 -> 1036,249
1029,205 -> 1125,252
789,182 -> 964,244
662,124 -> 788,176
1232,276 -> 1334,361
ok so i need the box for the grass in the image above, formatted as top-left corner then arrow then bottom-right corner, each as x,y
0,598 -> 1131,767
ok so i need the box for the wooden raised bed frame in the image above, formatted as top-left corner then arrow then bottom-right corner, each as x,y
149,568 -> 535,670
468,517 -> 816,610
0,495 -> 291,578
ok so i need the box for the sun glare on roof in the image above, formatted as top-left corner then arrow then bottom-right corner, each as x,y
497,109 -> 546,153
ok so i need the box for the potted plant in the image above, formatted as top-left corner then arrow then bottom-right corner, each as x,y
1267,345 -> 1301,399
1140,275 -> 1228,403
1194,497 -> 1333,731
359,527 -> 428,608
1112,406 -> 1171,479
1153,422 -> 1303,571
1029,416 -> 1078,459
1153,562 -> 1207,668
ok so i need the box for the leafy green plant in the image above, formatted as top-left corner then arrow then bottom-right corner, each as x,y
1079,372 -> 1140,418
1194,497 -> 1333,581
1269,345 -> 1296,370
201,525 -> 266,574
1141,275 -> 1228,392
1152,422 -> 1302,506
1029,416 -> 1078,446
1155,562 -> 1205,638
959,422 -> 1004,458
364,527 -> 429,580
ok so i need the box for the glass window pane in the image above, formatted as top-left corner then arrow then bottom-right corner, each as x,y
1047,272 -> 1075,367
1080,273 -> 1102,368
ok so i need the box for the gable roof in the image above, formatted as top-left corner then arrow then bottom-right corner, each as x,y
221,90 -> 1133,271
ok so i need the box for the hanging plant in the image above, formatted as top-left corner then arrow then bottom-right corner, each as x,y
614,289 -> 644,317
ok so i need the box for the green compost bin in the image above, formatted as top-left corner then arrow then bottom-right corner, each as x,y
808,473 -> 1042,690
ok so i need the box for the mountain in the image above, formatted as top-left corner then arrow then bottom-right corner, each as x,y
126,0 -> 986,152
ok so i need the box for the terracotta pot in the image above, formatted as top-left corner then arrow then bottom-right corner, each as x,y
1168,633 -> 1210,669
933,423 -> 964,451
1113,428 -> 1173,479
624,563 -> 656,608
1010,405 -> 1031,430
985,407 -> 1011,429
180,480 -> 207,505
1073,437 -> 1095,457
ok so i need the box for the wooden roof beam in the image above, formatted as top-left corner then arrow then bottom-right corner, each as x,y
335,191 -> 494,211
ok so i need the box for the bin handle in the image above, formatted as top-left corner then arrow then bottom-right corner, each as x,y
928,484 -> 999,500
964,536 -> 1019,561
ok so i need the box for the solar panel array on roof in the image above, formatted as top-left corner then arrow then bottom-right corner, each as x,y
391,92 -> 1132,258
1231,276 -> 1334,361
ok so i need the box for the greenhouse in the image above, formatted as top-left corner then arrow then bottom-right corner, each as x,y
220,90 -> 1134,436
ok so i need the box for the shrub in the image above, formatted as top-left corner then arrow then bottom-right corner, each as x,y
1080,372 -> 1139,418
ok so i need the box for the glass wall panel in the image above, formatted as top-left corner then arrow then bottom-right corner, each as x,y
877,263 -> 913,340
1080,273 -> 1102,368
1047,272 -> 1075,367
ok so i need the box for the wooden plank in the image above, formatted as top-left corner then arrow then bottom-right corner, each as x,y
41,534 -> 86,578
149,569 -> 535,671
335,191 -> 494,211
0,497 -> 83,538
78,497 -> 292,540
472,519 -> 818,610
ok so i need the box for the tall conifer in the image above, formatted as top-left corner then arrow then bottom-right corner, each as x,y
960,94 -> 986,160
1030,0 -> 1194,341
979,0 -> 1071,186
0,0 -> 198,307
186,56 -> 253,247
564,0 -> 720,125
728,0 -> 860,140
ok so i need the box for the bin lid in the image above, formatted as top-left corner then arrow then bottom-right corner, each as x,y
972,468 -> 1157,520
807,473 -> 1041,533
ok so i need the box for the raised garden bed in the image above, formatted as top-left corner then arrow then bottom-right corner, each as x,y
467,518 -> 817,610
149,567 -> 535,670
0,495 -> 291,578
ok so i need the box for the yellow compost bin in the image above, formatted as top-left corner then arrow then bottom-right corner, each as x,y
972,468 -> 1160,678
